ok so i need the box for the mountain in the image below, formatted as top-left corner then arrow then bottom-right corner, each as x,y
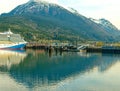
90,18 -> 120,36
67,7 -> 79,14
0,0 -> 120,42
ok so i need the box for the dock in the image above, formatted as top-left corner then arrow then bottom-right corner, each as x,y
25,43 -> 48,49
86,47 -> 120,54
25,42 -> 120,54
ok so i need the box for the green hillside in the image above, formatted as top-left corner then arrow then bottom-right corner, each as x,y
0,0 -> 120,42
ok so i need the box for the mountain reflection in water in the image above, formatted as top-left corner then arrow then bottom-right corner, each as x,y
9,51 -> 120,87
0,50 -> 120,91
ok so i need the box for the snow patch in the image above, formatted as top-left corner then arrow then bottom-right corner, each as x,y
90,18 -> 100,24
67,7 -> 79,14
30,0 -> 58,4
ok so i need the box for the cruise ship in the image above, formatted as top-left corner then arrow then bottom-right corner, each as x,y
0,29 -> 27,49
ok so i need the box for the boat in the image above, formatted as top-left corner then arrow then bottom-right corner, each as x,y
0,29 -> 27,49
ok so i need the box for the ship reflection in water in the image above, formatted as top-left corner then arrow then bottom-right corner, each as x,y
0,50 -> 27,71
0,50 -> 120,91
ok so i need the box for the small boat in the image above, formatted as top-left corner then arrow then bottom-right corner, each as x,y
0,29 -> 27,49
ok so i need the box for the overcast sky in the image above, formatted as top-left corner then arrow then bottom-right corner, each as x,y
0,0 -> 120,29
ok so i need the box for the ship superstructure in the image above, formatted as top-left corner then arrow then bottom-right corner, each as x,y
0,29 -> 27,49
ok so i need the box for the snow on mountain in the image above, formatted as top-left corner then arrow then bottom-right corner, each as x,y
1,0 -> 120,41
30,0 -> 57,4
89,18 -> 100,24
90,18 -> 120,35
90,18 -> 118,30
7,0 -> 60,15
99,18 -> 118,30
67,7 -> 78,14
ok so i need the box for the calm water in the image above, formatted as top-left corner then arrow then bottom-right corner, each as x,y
0,49 -> 120,91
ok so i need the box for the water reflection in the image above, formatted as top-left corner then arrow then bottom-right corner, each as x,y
0,50 -> 120,91
8,50 -> 120,87
0,50 -> 27,72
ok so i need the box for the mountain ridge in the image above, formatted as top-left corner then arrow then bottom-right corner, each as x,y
90,18 -> 120,36
0,0 -> 120,42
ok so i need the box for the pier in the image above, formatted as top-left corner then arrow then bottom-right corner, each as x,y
25,42 -> 120,54
25,42 -> 48,49
25,42 -> 86,52
86,47 -> 120,54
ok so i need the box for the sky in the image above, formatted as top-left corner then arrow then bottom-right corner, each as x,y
0,0 -> 120,29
